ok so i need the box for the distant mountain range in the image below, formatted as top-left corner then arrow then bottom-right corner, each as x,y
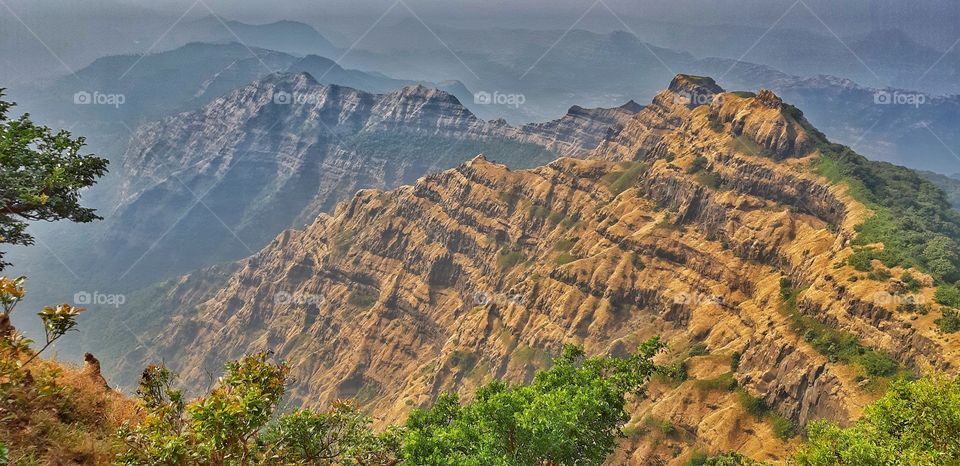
330,24 -> 960,174
7,71 -> 639,328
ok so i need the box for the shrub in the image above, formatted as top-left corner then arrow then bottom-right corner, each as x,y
730,352 -> 741,371
816,142 -> 960,286
736,388 -> 767,418
935,309 -> 960,333
866,268 -> 892,281
857,351 -> 898,377
554,253 -> 576,266
658,359 -> 688,382
796,376 -> 960,465
694,171 -> 722,190
552,238 -> 575,252
689,342 -> 710,356
901,271 -> 922,291
687,156 -> 709,174
605,162 -> 648,195
847,251 -> 874,272
496,248 -> 526,271
694,372 -> 737,392
935,285 -> 960,308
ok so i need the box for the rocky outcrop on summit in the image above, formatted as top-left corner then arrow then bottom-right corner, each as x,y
95,76 -> 960,464
95,72 -> 633,288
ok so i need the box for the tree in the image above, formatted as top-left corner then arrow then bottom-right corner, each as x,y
117,353 -> 399,465
795,376 -> 960,465
401,338 -> 664,465
0,90 -> 108,269
117,340 -> 665,465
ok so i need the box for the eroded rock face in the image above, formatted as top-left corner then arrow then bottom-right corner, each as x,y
101,75 -> 960,464
95,72 -> 636,288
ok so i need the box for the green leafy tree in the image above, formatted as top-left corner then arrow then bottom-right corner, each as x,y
401,338 -> 664,465
117,340 -> 664,465
0,90 -> 108,269
117,353 -> 398,465
261,402 -> 401,465
795,376 -> 960,465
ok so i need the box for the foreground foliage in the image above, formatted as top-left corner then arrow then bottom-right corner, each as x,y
0,91 -> 108,270
0,278 -> 133,464
402,339 -> 663,465
117,339 -> 664,465
795,376 -> 960,465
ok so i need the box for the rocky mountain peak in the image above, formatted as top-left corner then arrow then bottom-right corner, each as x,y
754,88 -> 784,108
619,99 -> 643,113
260,70 -> 319,88
668,74 -> 725,97
393,83 -> 462,104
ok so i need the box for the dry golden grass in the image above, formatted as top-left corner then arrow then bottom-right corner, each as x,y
0,354 -> 142,465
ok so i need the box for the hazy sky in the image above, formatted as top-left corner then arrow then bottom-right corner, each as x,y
6,0 -> 958,35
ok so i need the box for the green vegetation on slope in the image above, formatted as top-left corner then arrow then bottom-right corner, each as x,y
814,142 -> 960,286
778,278 -> 902,388
796,376 -> 960,465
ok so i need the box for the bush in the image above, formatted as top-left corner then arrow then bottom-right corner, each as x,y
694,171 -> 722,190
689,342 -> 710,356
935,309 -> 960,333
901,271 -> 922,291
687,156 -> 709,174
866,268 -> 892,281
768,413 -> 796,441
935,285 -> 960,308
857,351 -> 898,377
117,354 -> 398,465
779,281 -> 901,380
796,376 -> 960,465
694,372 -> 737,392
847,251 -> 874,272
736,388 -> 767,418
688,451 -> 762,465
658,359 -> 688,382
604,162 -> 648,195
496,249 -> 526,271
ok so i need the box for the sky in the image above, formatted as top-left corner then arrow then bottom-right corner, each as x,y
6,0 -> 958,42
